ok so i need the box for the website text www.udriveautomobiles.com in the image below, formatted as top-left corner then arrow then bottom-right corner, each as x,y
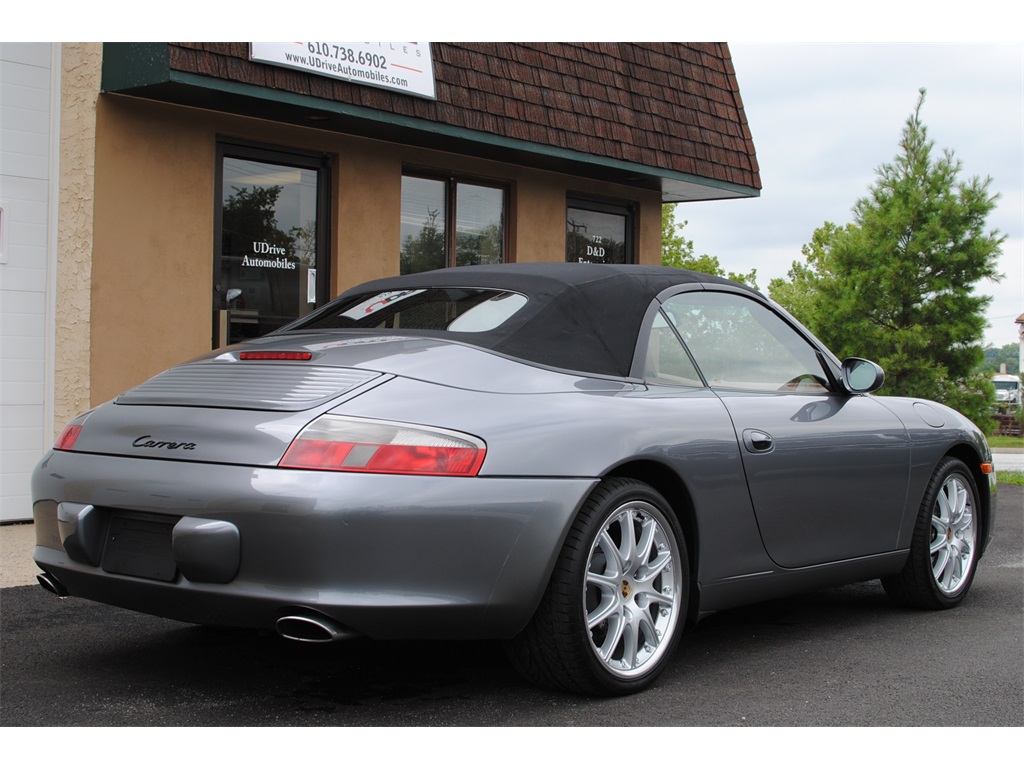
284,45 -> 411,90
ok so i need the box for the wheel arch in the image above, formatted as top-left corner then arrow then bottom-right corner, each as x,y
942,442 -> 995,556
604,458 -> 701,625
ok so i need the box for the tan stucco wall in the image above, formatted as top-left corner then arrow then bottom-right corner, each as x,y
90,97 -> 216,405
515,173 -> 567,263
85,95 -> 664,405
335,141 -> 401,290
89,99 -> 215,405
55,42 -> 101,434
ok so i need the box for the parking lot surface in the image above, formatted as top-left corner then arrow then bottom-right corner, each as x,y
1,486 -> 1020,727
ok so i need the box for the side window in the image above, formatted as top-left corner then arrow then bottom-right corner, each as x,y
643,311 -> 703,386
662,292 -> 830,393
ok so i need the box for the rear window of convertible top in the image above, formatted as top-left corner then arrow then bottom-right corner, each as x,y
291,287 -> 528,334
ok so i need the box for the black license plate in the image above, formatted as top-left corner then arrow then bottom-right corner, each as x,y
101,515 -> 177,582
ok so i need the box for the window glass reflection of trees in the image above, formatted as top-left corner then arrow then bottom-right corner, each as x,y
456,184 -> 503,267
664,294 -> 826,389
218,157 -> 320,343
400,176 -> 505,274
221,159 -> 318,267
400,176 -> 446,274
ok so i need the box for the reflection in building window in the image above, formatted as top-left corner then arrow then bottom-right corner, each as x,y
566,195 -> 635,264
401,173 -> 506,274
215,145 -> 328,347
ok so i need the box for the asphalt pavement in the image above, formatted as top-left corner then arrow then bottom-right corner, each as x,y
2,485 -> 1020,728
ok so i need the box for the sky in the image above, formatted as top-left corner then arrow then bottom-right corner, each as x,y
680,42 -> 1024,349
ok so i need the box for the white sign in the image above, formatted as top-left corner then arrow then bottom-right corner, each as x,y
250,43 -> 435,100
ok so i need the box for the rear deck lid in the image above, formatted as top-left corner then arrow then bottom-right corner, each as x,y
116,361 -> 381,411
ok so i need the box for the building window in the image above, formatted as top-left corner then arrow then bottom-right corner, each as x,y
400,173 -> 506,274
566,195 -> 635,264
214,142 -> 330,347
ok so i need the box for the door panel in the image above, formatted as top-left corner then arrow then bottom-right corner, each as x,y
717,390 -> 909,567
659,290 -> 911,568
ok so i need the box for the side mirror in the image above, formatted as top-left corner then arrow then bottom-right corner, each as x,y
841,358 -> 885,394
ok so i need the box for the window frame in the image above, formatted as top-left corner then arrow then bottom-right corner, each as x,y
213,139 -> 332,348
633,287 -> 839,393
400,169 -> 509,274
642,309 -> 706,387
565,193 -> 637,265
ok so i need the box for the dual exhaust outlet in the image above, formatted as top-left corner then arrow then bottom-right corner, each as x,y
275,612 -> 356,643
37,572 -> 69,597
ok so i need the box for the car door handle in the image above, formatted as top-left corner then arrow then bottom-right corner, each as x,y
742,429 -> 774,453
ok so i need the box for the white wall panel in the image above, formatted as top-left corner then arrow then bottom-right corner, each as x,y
1,42 -> 56,522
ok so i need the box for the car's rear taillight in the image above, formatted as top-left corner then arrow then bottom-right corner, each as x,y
280,415 -> 486,477
53,410 -> 93,451
54,424 -> 83,451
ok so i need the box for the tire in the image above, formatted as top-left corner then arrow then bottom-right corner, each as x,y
882,457 -> 981,609
506,477 -> 689,696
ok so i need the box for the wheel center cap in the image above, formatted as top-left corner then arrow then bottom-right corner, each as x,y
621,580 -> 632,599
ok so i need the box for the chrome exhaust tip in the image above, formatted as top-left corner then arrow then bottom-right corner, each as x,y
276,612 -> 356,643
37,572 -> 69,597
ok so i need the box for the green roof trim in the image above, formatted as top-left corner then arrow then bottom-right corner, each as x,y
102,43 -> 171,91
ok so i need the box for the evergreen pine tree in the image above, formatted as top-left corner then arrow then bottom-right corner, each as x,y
769,89 -> 1004,427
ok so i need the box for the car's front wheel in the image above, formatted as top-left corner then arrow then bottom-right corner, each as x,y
882,457 -> 981,609
507,477 -> 689,695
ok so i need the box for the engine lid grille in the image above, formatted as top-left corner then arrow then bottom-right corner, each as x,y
116,364 -> 382,411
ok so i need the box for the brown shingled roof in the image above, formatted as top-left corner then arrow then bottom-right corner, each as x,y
159,43 -> 759,198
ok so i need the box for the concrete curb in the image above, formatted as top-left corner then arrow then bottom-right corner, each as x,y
1,522 -> 38,588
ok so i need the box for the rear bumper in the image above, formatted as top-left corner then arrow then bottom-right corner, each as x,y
32,450 -> 596,639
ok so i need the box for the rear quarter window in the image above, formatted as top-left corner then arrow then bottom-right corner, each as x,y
293,288 -> 527,333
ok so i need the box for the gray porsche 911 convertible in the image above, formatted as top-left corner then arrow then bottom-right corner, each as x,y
31,262 -> 996,695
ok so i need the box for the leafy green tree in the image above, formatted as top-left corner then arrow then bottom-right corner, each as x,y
766,222 -> 850,332
980,342 -> 1021,375
768,90 -> 1004,427
662,204 -> 757,288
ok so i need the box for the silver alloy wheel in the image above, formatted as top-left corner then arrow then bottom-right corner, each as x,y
930,472 -> 977,596
584,500 -> 682,679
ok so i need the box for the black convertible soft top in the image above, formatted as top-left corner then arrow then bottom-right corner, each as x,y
284,263 -> 746,378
